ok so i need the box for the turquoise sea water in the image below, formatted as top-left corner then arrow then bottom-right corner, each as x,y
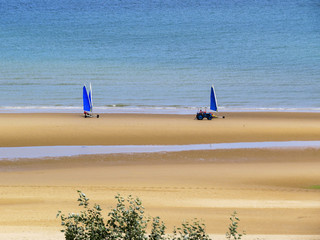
1,0 -> 319,112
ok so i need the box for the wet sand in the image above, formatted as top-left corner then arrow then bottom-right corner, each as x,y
0,112 -> 319,239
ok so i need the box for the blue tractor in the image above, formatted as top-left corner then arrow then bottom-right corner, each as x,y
196,110 -> 214,120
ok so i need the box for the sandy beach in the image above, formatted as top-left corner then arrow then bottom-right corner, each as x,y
0,112 -> 319,239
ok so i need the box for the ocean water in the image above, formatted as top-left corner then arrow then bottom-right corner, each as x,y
1,0 -> 319,113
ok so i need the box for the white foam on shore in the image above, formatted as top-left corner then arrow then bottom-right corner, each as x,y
1,141 -> 320,160
1,106 -> 320,114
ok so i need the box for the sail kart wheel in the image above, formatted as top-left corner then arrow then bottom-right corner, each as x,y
196,113 -> 204,120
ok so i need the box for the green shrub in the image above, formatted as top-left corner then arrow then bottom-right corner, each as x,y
58,191 -> 245,240
149,216 -> 167,240
225,211 -> 246,240
106,194 -> 148,240
57,191 -> 107,240
172,219 -> 211,240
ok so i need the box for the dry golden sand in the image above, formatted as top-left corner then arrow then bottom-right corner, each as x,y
0,112 -> 319,239
1,112 -> 320,147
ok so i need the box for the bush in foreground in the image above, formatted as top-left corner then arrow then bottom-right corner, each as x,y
226,211 -> 246,240
57,191 -> 245,240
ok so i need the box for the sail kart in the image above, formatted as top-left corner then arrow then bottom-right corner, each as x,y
83,83 -> 99,118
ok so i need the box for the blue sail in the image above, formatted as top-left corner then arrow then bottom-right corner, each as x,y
88,91 -> 92,111
210,85 -> 218,112
88,83 -> 92,111
83,85 -> 91,112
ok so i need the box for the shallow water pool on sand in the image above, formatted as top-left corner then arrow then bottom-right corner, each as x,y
1,141 -> 320,160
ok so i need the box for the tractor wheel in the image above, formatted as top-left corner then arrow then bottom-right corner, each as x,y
207,115 -> 212,120
197,114 -> 203,120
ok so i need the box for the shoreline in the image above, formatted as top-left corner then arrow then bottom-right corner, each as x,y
1,106 -> 320,115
